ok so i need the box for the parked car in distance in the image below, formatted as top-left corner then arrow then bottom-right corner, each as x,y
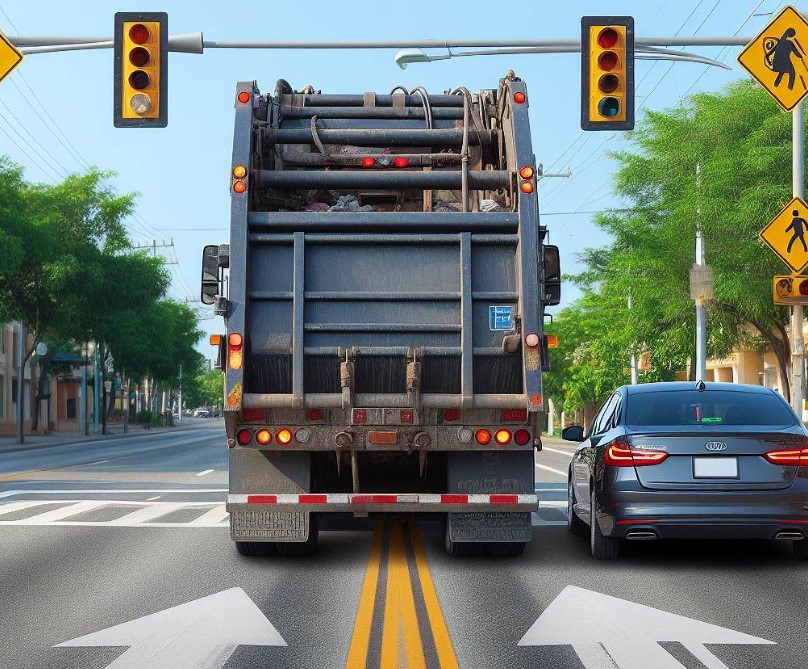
563,382 -> 808,560
193,408 -> 211,418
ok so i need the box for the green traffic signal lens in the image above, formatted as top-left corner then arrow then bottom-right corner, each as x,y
598,97 -> 620,117
128,70 -> 150,91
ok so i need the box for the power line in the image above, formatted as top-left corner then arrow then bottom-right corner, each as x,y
0,99 -> 71,176
0,121 -> 60,182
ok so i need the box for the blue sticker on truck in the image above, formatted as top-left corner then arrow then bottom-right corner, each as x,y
489,305 -> 514,331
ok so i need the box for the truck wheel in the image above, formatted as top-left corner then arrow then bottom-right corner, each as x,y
487,542 -> 525,557
590,490 -> 620,560
444,517 -> 484,556
276,514 -> 319,557
794,539 -> 808,561
236,541 -> 276,557
567,478 -> 588,536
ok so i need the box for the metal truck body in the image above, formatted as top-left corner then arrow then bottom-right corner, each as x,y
204,76 -> 558,556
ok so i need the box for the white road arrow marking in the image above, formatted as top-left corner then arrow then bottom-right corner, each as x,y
518,585 -> 775,669
56,587 -> 285,669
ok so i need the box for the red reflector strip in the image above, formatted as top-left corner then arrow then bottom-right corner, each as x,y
299,494 -> 327,504
778,519 -> 808,524
441,494 -> 468,504
351,494 -> 398,504
247,495 -> 277,504
616,519 -> 658,525
490,494 -> 519,504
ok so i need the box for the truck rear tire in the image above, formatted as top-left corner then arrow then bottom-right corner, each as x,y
276,514 -> 319,557
444,518 -> 484,556
487,542 -> 526,557
236,541 -> 276,557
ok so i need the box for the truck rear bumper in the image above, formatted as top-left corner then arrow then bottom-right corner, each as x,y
226,492 -> 538,513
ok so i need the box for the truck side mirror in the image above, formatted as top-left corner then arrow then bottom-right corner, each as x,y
201,244 -> 220,305
542,245 -> 561,306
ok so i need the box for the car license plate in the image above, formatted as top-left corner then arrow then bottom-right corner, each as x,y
693,456 -> 738,478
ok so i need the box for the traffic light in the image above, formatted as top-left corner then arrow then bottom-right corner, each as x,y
581,16 -> 634,131
773,275 -> 808,305
114,12 -> 167,128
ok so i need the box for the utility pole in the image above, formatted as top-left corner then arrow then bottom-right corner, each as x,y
694,163 -> 707,382
79,341 -> 87,436
15,322 -> 25,444
792,101 -> 805,417
93,344 -> 100,434
177,362 -> 183,424
628,293 -> 638,385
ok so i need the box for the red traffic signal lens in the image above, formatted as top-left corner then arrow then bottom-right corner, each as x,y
129,23 -> 150,45
128,70 -> 150,91
598,74 -> 619,94
129,47 -> 150,67
598,97 -> 620,118
799,280 -> 808,296
598,51 -> 618,71
597,28 -> 619,49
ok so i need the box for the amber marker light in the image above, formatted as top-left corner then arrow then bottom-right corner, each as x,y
520,181 -> 534,194
256,429 -> 272,445
233,180 -> 246,193
237,91 -> 251,103
519,166 -> 535,180
495,429 -> 512,445
233,165 -> 247,179
276,428 -> 293,445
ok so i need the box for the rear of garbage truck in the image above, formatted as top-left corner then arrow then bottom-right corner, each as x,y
203,74 -> 560,556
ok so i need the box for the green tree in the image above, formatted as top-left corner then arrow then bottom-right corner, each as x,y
184,369 -> 224,409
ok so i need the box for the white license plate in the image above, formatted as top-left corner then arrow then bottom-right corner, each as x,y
693,456 -> 738,478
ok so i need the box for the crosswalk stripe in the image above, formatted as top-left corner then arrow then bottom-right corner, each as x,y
0,500 -> 55,517
189,504 -> 229,526
115,503 -> 185,525
23,501 -> 107,524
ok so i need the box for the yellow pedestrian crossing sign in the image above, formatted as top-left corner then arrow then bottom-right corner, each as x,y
760,196 -> 808,272
738,6 -> 808,111
0,29 -> 22,85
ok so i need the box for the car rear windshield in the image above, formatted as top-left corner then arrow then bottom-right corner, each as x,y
626,390 -> 797,427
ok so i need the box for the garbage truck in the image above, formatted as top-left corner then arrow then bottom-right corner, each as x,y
201,74 -> 560,556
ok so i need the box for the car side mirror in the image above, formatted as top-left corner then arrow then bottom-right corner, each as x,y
561,425 -> 585,442
200,244 -> 220,305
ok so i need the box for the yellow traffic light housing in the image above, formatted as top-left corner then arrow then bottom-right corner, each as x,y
773,275 -> 808,305
114,12 -> 167,128
581,16 -> 634,131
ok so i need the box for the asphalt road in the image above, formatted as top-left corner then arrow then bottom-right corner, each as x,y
0,422 -> 806,669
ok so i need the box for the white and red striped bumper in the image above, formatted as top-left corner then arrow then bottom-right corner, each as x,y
227,493 -> 538,513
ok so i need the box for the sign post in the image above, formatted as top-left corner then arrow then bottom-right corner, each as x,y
792,102 -> 804,416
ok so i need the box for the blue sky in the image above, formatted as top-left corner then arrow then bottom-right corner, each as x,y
0,0 -> 802,357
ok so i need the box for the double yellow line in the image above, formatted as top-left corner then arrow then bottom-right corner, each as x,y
346,520 -> 460,669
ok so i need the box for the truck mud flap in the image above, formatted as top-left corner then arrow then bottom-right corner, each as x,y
230,509 -> 309,542
446,450 -> 534,542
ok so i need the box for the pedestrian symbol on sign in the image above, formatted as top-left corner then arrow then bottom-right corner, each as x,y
786,209 -> 808,253
764,28 -> 807,91
760,196 -> 808,273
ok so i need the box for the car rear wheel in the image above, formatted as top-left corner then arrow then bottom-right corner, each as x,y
567,477 -> 587,536
590,490 -> 620,560
794,538 -> 808,561
236,541 -> 276,557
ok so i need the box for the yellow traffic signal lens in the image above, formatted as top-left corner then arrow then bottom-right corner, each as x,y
598,51 -> 618,71
128,70 -> 150,90
129,47 -> 150,67
232,165 -> 247,179
128,23 -> 150,45
597,28 -> 618,48
129,93 -> 152,115
598,74 -> 619,93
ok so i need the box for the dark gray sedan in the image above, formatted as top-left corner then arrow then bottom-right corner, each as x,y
562,382 -> 808,560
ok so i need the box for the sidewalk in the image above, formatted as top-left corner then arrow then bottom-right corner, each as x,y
0,420 -> 205,454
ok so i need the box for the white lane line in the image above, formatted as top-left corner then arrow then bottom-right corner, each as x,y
189,504 -> 230,526
146,496 -> 161,501
535,463 -> 568,478
0,489 -> 228,499
86,459 -> 109,465
22,501 -> 106,524
196,469 -> 215,477
541,446 -> 574,457
540,501 -> 568,508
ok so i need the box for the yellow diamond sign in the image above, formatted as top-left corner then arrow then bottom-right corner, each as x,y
0,29 -> 22,84
760,196 -> 808,272
738,5 -> 808,111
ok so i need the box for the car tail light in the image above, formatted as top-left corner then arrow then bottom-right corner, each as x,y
242,409 -> 266,422
494,429 -> 512,445
228,333 -> 243,370
236,429 -> 252,445
604,440 -> 668,467
255,429 -> 272,445
399,409 -> 414,424
307,409 -> 324,421
475,429 -> 492,445
764,447 -> 808,466
443,409 -> 461,422
514,429 -> 531,445
276,428 -> 293,445
501,409 -> 527,422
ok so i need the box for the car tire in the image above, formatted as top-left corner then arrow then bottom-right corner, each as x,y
567,477 -> 588,536
236,541 -> 276,557
444,516 -> 484,556
276,514 -> 319,557
590,490 -> 620,560
794,538 -> 808,561
487,542 -> 526,557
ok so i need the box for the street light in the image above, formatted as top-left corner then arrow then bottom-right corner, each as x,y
394,48 -> 450,69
